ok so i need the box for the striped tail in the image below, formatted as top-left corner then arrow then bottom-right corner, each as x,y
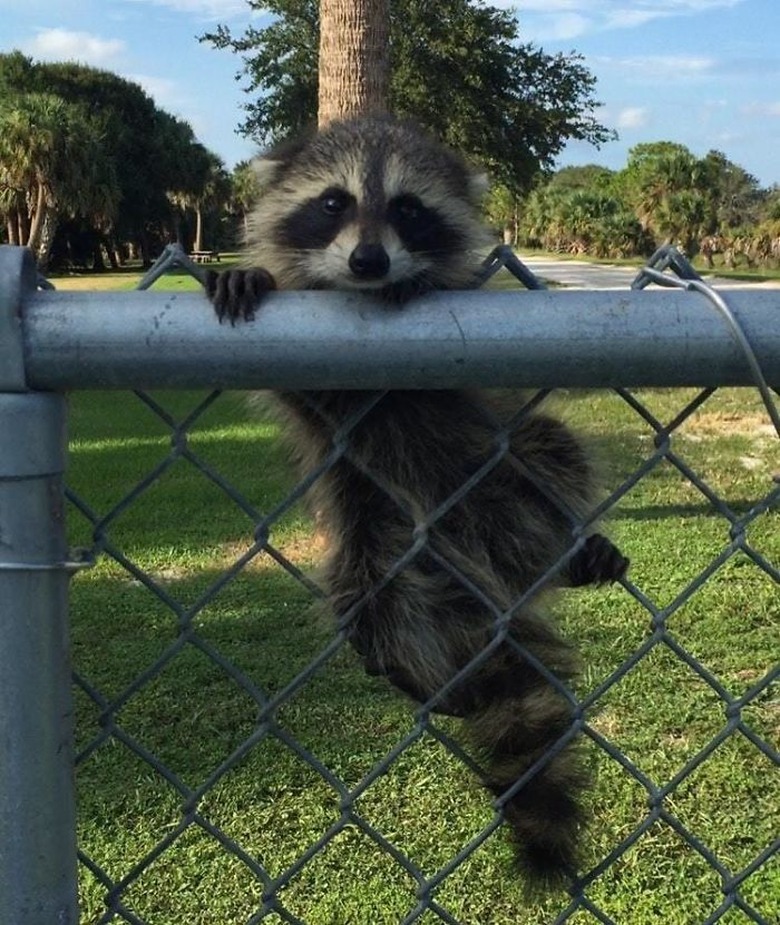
457,623 -> 586,888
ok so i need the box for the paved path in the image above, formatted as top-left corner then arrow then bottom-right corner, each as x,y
518,255 -> 780,290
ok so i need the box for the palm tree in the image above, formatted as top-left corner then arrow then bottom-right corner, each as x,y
317,0 -> 389,126
230,161 -> 261,239
0,92 -> 119,266
193,154 -> 229,252
0,95 -> 58,253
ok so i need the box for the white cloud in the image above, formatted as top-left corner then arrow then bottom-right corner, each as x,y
123,0 -> 248,17
23,28 -> 125,65
615,107 -> 649,129
601,54 -> 717,77
511,0 -> 746,41
604,0 -> 745,30
532,13 -> 591,41
128,73 -> 183,109
605,9 -> 665,29
741,102 -> 780,119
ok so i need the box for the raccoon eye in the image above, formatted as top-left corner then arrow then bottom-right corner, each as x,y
389,194 -> 449,253
320,189 -> 351,216
393,195 -> 423,222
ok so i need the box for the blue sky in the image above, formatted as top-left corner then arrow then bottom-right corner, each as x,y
2,0 -> 779,187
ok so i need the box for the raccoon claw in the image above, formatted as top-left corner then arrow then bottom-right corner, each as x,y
567,533 -> 628,587
206,268 -> 276,323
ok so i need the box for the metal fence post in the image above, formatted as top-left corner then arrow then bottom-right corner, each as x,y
0,246 -> 79,924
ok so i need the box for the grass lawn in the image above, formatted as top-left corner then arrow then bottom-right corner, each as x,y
57,268 -> 778,924
65,384 -> 779,925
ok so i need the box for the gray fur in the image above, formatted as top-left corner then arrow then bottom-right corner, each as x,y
207,116 -> 628,889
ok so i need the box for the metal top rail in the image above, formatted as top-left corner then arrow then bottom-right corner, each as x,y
2,245 -> 779,391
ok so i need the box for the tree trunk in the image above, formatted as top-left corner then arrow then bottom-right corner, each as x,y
171,210 -> 182,247
318,0 -> 390,128
34,208 -> 58,271
194,206 -> 204,252
25,182 -> 47,253
91,240 -> 106,272
17,209 -> 29,247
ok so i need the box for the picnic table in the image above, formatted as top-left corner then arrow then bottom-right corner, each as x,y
190,250 -> 221,264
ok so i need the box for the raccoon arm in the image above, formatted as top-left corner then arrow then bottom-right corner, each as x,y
206,267 -> 276,323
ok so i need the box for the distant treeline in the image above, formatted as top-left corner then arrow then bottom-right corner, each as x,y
0,52 -> 252,271
3,49 -> 778,273
488,143 -> 780,267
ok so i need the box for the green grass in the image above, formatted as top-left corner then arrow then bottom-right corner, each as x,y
49,254 -> 242,291
65,383 -> 779,925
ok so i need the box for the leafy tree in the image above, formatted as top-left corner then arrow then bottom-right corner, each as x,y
0,89 -> 119,266
202,0 -> 613,193
229,161 -> 262,239
0,52 -> 227,268
204,3 -> 320,144
517,181 -> 650,258
193,153 -> 230,252
764,186 -> 780,221
700,149 -> 763,230
547,165 -> 616,194
516,141 -> 775,263
615,142 -> 715,253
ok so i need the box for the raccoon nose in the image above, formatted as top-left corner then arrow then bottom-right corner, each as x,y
349,243 -> 390,280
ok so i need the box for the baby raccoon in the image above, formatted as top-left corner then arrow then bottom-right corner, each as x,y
207,115 -> 627,888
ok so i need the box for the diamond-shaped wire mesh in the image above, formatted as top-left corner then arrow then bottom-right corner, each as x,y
62,247 -> 778,925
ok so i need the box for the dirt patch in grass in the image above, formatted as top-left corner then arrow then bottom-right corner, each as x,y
679,411 -> 777,438
49,275 -> 140,291
218,530 -> 327,572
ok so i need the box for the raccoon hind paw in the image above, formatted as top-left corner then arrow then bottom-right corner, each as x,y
567,533 -> 629,587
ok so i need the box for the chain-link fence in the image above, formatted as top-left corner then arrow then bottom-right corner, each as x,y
1,243 -> 778,924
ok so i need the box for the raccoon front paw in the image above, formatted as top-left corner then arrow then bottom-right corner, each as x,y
205,268 -> 276,323
567,533 -> 629,586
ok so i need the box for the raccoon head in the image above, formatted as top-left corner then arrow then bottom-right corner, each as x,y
245,116 -> 490,298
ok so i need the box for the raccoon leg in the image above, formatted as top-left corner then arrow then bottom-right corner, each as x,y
205,267 -> 276,323
500,411 -> 629,588
566,533 -> 629,586
347,579 -> 585,887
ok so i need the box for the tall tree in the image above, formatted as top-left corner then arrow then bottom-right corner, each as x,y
701,149 -> 763,231
0,53 -> 226,267
229,161 -> 262,239
318,0 -> 389,126
0,90 -> 119,266
201,0 -> 612,192
193,154 -> 230,252
616,142 -> 718,252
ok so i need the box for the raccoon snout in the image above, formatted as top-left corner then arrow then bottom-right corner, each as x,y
348,243 -> 391,280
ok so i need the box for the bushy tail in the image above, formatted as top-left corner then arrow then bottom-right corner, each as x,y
348,586 -> 587,889
448,620 -> 586,888
465,643 -> 587,888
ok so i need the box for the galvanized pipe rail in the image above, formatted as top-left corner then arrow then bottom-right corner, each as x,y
5,256 -> 779,393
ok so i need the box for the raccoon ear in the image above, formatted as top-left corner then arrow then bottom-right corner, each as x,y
251,157 -> 286,191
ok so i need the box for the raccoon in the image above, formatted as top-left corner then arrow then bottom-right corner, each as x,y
206,115 -> 628,888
